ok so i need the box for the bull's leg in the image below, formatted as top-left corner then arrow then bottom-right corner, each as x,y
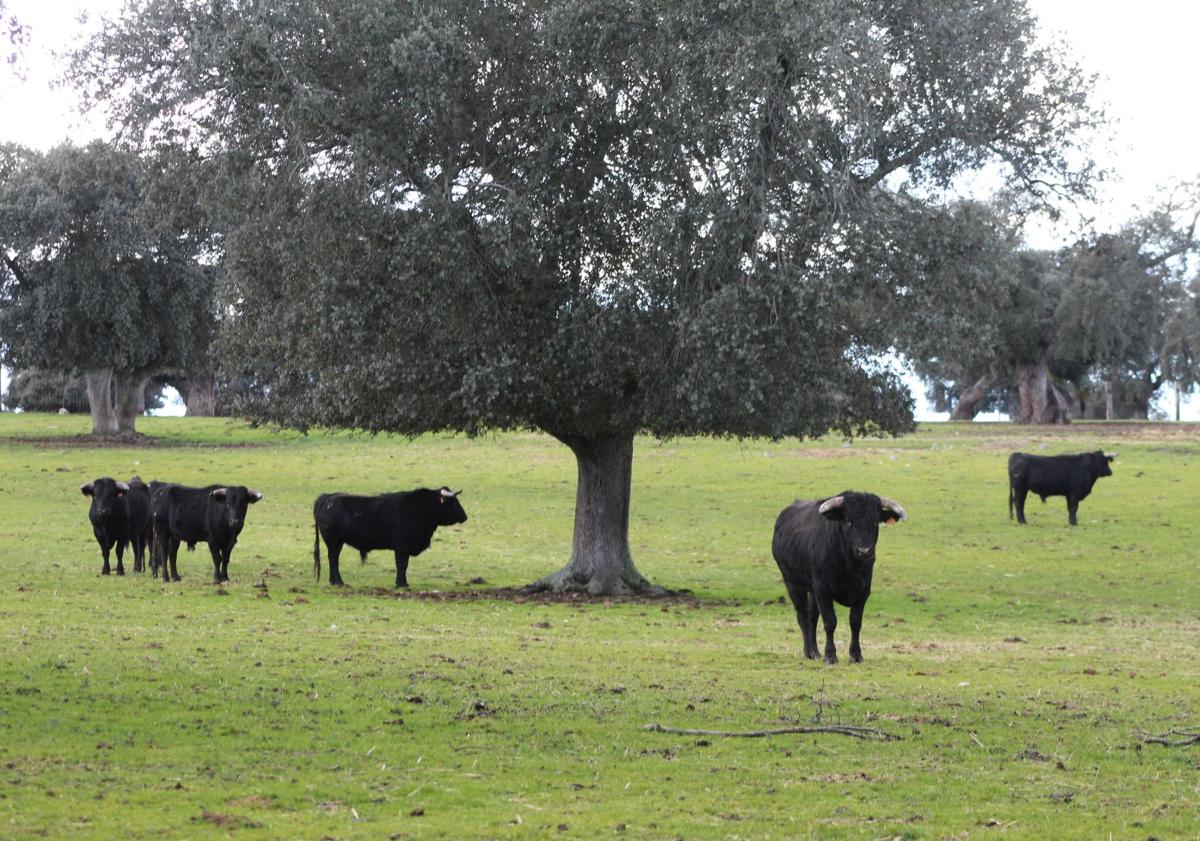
394,551 -> 410,588
814,589 -> 838,664
848,603 -> 866,663
220,544 -> 233,582
168,537 -> 182,581
208,543 -> 223,583
99,538 -> 112,575
1014,486 -> 1030,524
133,536 -> 145,573
782,578 -> 819,659
1067,497 -> 1079,526
327,542 -> 345,586
115,539 -> 127,576
806,593 -> 819,657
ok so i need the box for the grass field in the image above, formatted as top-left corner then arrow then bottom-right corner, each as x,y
1,413 -> 1198,840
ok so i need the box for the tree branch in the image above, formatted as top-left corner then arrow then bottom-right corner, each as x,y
1140,725 -> 1200,747
643,722 -> 901,741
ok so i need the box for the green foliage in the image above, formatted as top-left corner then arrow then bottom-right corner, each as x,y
0,141 -> 214,379
1,415 -> 1199,838
4,368 -> 90,412
72,0 -> 1098,442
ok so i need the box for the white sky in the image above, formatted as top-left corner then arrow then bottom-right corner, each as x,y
1,0 -> 1198,418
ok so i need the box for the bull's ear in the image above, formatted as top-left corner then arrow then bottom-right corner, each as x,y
81,483 -> 94,497
248,490 -> 263,503
211,488 -> 228,502
879,497 -> 907,523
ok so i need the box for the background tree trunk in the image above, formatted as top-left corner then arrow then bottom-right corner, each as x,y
112,372 -> 149,434
524,433 -> 665,596
185,373 -> 216,416
1014,358 -> 1065,424
1104,380 -> 1114,420
85,369 -> 118,435
950,372 -> 997,421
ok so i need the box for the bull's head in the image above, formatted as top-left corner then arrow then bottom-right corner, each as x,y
81,478 -> 130,518
818,491 -> 906,562
436,487 -> 468,526
210,486 -> 263,533
1095,451 -> 1115,477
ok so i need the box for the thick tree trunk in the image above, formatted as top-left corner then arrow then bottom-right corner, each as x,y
112,372 -> 149,434
185,373 -> 216,416
950,372 -> 997,421
1104,380 -> 1114,420
85,369 -> 118,435
1013,358 -> 1067,424
524,432 -> 666,596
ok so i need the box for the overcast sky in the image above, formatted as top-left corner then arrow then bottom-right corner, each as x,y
2,1 -> 1198,418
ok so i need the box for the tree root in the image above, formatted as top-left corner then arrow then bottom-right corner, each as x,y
1140,726 -> 1200,747
519,566 -> 684,598
643,722 -> 901,741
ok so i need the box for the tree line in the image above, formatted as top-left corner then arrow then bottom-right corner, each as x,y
3,0 -> 1196,593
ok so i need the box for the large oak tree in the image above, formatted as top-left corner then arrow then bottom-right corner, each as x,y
74,0 -> 1096,592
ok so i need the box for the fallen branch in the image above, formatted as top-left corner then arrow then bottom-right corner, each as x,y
1141,726 -> 1200,747
643,722 -> 900,741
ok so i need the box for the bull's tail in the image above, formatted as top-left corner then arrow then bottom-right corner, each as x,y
313,520 -> 321,580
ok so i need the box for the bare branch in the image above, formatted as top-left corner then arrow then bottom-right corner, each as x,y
643,722 -> 901,741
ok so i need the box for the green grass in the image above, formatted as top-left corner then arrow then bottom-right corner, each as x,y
1,413 -> 1198,839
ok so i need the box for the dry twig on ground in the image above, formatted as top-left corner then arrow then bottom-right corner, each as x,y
1140,725 -> 1200,747
643,723 -> 900,741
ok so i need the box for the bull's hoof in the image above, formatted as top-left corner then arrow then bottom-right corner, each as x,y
849,652 -> 863,664
330,579 -> 346,587
395,582 -> 410,589
824,653 -> 838,665
116,569 -> 125,576
171,575 -> 181,582
803,650 -> 820,660
101,568 -> 110,575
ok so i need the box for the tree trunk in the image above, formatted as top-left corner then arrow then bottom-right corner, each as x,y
1177,383 -> 1182,422
185,373 -> 216,416
1104,380 -> 1114,420
112,371 -> 150,435
524,432 -> 666,596
1013,358 -> 1064,424
85,369 -> 118,435
950,372 -> 996,421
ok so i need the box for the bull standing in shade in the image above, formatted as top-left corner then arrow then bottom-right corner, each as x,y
313,487 -> 468,588
772,491 -> 907,664
1008,451 -> 1114,526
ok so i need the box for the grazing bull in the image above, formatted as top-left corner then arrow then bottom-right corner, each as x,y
125,477 -> 152,573
81,478 -> 133,575
1008,451 -> 1114,526
313,487 -> 468,588
151,483 -> 263,582
771,491 -> 907,664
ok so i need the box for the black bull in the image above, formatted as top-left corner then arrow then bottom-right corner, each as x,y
771,491 -> 906,665
313,487 -> 467,588
1008,451 -> 1114,525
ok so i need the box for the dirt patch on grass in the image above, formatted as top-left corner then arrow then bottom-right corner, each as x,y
333,585 -> 709,608
11,434 -> 267,450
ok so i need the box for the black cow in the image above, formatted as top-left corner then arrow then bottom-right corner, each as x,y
313,487 -> 468,588
151,483 -> 263,582
771,491 -> 907,664
1008,451 -> 1114,526
81,477 -> 134,575
125,476 -> 152,573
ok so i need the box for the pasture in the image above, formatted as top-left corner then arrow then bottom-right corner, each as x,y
1,414 -> 1197,839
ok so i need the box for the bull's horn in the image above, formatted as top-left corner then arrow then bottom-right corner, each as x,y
211,487 -> 228,500
80,482 -> 94,496
249,489 -> 264,502
818,496 -> 844,514
1103,452 -> 1117,459
116,481 -> 130,492
440,487 -> 458,498
879,497 -> 907,521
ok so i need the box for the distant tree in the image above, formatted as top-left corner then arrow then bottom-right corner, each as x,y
5,369 -> 90,413
0,141 -> 214,435
75,0 -> 1097,593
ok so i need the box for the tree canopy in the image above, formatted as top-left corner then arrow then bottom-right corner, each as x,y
73,0 -> 1098,591
0,141 -> 214,433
